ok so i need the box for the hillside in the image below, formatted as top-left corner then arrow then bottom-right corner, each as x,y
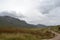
0,16 -> 46,28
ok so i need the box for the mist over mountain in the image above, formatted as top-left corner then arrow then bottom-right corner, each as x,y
0,15 -> 46,28
0,0 -> 60,25
0,11 -> 25,18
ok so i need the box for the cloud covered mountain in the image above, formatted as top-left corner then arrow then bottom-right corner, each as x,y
0,11 -> 25,18
0,0 -> 60,26
0,16 -> 46,28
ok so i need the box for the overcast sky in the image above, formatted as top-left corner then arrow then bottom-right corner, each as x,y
0,0 -> 60,25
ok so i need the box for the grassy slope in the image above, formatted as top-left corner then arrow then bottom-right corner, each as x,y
0,27 -> 55,40
50,25 -> 60,33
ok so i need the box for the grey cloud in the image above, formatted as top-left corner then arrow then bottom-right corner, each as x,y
0,11 -> 25,18
27,0 -> 60,25
40,7 -> 60,25
22,0 -> 60,26
39,0 -> 60,14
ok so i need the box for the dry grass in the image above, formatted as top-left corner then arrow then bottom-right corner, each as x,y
50,26 -> 60,33
0,28 -> 55,40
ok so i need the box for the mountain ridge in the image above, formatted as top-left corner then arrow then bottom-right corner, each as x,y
0,16 -> 46,28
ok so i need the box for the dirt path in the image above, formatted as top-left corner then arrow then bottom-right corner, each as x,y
50,30 -> 60,35
49,30 -> 60,40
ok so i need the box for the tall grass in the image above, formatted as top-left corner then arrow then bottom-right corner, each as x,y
0,28 -> 55,40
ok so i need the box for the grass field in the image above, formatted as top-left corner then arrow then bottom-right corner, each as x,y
50,26 -> 60,33
0,27 -> 55,40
